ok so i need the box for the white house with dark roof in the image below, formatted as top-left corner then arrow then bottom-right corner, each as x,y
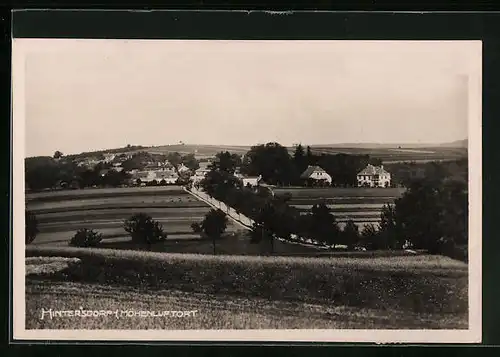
131,169 -> 178,184
177,163 -> 191,174
241,175 -> 262,187
357,164 -> 391,188
300,165 -> 332,184
191,168 -> 211,183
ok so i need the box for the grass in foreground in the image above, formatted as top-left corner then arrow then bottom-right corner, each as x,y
26,279 -> 467,330
26,246 -> 468,320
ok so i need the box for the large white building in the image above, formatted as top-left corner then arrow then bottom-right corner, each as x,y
241,175 -> 262,187
132,169 -> 178,184
357,164 -> 391,188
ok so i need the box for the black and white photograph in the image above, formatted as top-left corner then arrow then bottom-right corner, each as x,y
12,38 -> 482,343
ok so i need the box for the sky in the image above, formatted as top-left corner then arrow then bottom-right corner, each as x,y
16,39 -> 480,157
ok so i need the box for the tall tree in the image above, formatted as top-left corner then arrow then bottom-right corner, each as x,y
123,213 -> 167,247
292,144 -> 308,182
25,210 -> 39,244
167,152 -> 183,169
53,151 -> 64,159
438,179 -> 468,246
201,209 -> 228,254
360,224 -> 378,250
181,153 -> 200,171
240,142 -> 294,185
210,151 -> 241,174
341,220 -> 359,250
310,202 -> 340,246
378,203 -> 401,249
394,179 -> 443,251
306,146 -> 313,164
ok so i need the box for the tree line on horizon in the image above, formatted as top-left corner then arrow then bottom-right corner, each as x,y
25,141 -> 467,192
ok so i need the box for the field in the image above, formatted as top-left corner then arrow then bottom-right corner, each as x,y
308,146 -> 467,164
144,144 -> 251,159
26,186 -> 241,246
129,144 -> 467,163
25,247 -> 468,330
26,185 -> 329,255
273,187 -> 406,228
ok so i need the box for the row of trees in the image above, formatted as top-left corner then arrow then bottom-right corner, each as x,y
25,159 -> 133,191
199,152 -> 468,257
199,161 -> 367,250
217,143 -> 383,187
385,158 -> 468,187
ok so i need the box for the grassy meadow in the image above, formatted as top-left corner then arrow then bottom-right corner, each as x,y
25,247 -> 468,330
308,146 -> 467,164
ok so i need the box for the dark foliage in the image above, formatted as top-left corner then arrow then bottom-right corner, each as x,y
69,228 -> 103,248
200,209 -> 228,254
25,210 -> 39,244
123,213 -> 167,245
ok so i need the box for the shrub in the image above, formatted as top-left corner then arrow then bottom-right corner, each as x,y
341,220 -> 359,250
360,224 -> 378,250
25,210 -> 39,244
69,228 -> 103,247
191,222 -> 202,234
124,213 -> 167,244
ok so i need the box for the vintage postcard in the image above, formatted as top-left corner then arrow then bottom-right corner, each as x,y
12,38 -> 482,343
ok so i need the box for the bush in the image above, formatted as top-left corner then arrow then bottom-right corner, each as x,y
69,228 -> 103,247
340,220 -> 359,250
360,224 -> 378,250
191,222 -> 202,234
124,213 -> 167,244
25,210 -> 39,244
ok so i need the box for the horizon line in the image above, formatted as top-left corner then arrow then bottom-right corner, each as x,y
26,139 -> 468,158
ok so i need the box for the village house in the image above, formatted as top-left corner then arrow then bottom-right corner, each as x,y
300,165 -> 333,185
192,168 -> 211,183
103,153 -> 116,163
76,157 -> 100,169
131,168 -> 179,184
234,168 -> 243,179
357,164 -> 391,188
241,175 -> 262,188
177,163 -> 191,174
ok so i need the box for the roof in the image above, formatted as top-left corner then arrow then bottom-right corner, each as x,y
242,175 -> 262,181
198,162 -> 211,170
357,164 -> 390,176
300,165 -> 327,179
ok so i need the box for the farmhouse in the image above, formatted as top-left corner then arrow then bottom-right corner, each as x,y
357,164 -> 391,188
300,165 -> 332,185
241,175 -> 262,187
103,153 -> 116,163
177,163 -> 191,174
192,167 -> 211,182
131,169 -> 179,184
76,157 -> 100,169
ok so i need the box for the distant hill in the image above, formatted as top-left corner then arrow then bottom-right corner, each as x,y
31,139 -> 468,160
310,140 -> 468,149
